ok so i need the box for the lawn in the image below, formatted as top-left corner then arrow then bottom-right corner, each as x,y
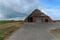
0,20 -> 23,40
0,26 -> 21,40
0,20 -> 23,24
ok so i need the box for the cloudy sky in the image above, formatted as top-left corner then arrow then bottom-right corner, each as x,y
0,0 -> 60,20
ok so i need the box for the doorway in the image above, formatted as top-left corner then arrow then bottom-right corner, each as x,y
28,17 -> 33,22
45,19 -> 48,22
36,17 -> 41,22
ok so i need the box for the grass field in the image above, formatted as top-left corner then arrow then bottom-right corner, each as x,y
0,26 -> 19,40
0,20 -> 23,24
0,20 -> 23,40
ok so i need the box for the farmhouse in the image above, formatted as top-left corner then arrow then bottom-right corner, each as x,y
24,9 -> 52,22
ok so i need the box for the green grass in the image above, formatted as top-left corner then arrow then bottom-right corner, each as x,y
0,20 -> 23,40
0,26 -> 20,40
0,20 -> 23,24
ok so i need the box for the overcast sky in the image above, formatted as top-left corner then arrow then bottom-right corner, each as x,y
0,0 -> 60,20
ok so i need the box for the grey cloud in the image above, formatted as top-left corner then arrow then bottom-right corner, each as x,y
0,5 -> 27,19
0,0 -> 39,20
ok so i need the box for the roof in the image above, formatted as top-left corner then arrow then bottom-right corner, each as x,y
24,9 -> 50,20
29,9 -> 47,16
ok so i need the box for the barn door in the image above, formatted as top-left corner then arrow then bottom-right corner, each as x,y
45,19 -> 48,22
36,17 -> 42,22
28,17 -> 33,22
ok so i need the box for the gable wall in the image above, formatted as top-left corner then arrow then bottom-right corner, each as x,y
24,16 -> 52,22
24,9 -> 52,22
42,16 -> 52,22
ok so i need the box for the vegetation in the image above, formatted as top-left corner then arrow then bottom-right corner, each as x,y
0,20 -> 23,40
0,20 -> 23,24
53,20 -> 60,22
0,26 -> 20,40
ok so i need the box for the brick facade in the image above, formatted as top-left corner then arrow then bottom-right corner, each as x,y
24,16 -> 52,22
42,16 -> 52,22
24,9 -> 52,22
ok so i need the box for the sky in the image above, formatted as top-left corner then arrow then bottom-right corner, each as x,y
0,0 -> 60,20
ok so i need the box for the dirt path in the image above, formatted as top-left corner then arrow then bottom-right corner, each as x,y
7,23 -> 60,40
0,22 -> 23,29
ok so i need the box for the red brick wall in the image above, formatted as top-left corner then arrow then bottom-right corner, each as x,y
33,16 -> 36,22
42,16 -> 52,22
24,16 -> 52,22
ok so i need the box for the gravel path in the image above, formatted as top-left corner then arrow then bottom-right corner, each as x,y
7,22 -> 60,40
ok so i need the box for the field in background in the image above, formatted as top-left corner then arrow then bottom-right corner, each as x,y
0,20 -> 24,40
1,20 -> 60,40
0,20 -> 23,24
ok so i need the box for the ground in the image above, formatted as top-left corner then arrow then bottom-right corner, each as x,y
50,22 -> 60,39
0,21 -> 23,40
7,22 -> 60,40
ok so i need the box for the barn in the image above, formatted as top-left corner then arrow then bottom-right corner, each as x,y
24,9 -> 52,23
